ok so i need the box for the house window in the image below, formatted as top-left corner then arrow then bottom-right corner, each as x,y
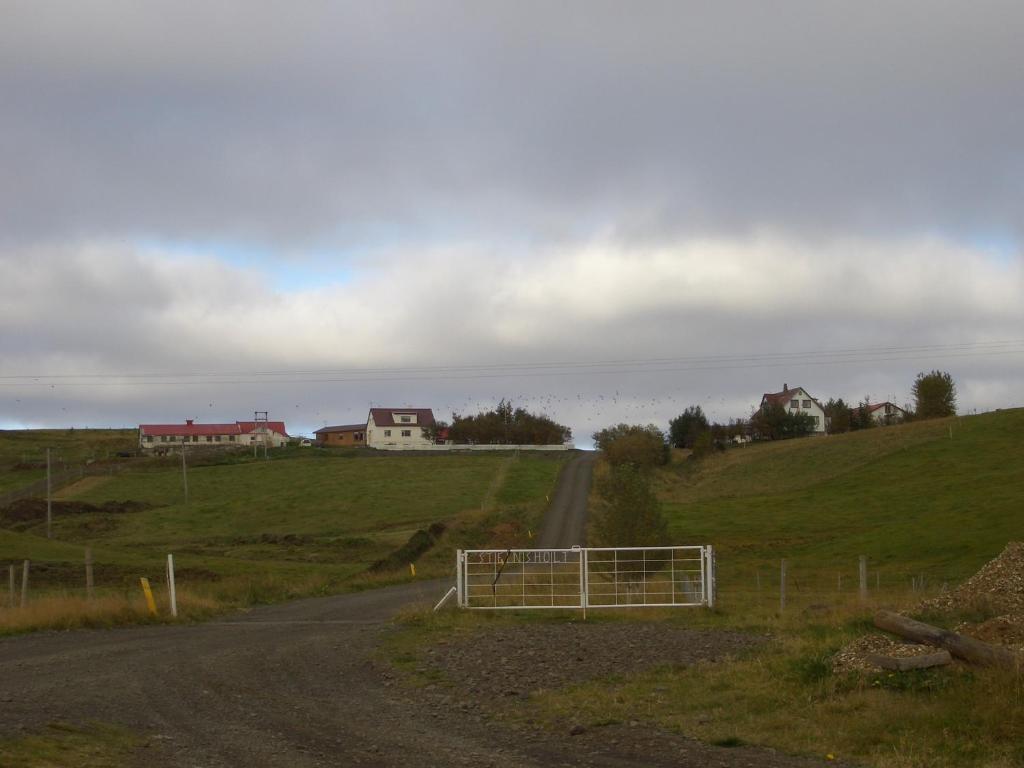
802,400 -> 811,409
250,435 -> 256,442
790,399 -> 799,408
215,435 -> 221,442
355,433 -> 363,441
229,435 -> 235,442
206,436 -> 213,442
400,415 -> 411,423
812,415 -> 820,425
146,435 -> 153,442
401,429 -> 411,437
192,436 -> 199,442
384,430 -> 392,437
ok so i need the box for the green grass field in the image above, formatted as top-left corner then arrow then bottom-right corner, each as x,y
392,409 -> 1024,768
0,443 -> 568,632
655,409 -> 1024,604
0,429 -> 136,494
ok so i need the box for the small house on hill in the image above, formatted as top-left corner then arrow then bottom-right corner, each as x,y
865,401 -> 907,425
759,384 -> 827,434
314,424 -> 366,447
365,408 -> 437,450
139,419 -> 289,453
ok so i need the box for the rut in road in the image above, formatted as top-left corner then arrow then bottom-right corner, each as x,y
535,451 -> 594,549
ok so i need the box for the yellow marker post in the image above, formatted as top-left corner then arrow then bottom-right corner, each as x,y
409,563 -> 416,577
140,577 -> 158,616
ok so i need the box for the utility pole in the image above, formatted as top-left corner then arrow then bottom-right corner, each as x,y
46,447 -> 52,539
181,446 -> 189,504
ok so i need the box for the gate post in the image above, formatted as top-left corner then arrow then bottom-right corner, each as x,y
579,547 -> 588,619
705,546 -> 716,608
456,549 -> 464,607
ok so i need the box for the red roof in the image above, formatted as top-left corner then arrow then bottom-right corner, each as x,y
368,408 -> 435,428
140,420 -> 288,437
237,421 -> 289,436
314,423 -> 366,435
865,402 -> 906,414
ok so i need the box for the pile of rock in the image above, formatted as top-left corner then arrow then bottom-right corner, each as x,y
920,541 -> 1024,615
834,543 -> 1024,673
832,633 -> 944,674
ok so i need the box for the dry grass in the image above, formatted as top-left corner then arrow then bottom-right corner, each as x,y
0,589 -> 222,636
0,722 -> 139,767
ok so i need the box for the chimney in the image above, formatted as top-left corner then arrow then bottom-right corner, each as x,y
186,419 -> 194,426
783,383 -> 788,391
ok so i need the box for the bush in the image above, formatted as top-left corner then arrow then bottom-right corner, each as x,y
592,424 -> 670,468
447,399 -> 571,444
590,464 -> 669,547
669,406 -> 709,448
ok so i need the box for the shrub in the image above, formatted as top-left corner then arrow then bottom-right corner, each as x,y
592,424 -> 670,468
590,464 -> 669,547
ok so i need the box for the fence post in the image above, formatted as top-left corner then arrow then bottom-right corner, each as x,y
46,447 -> 53,539
85,547 -> 94,600
140,578 -> 157,616
8,564 -> 14,608
859,555 -> 868,603
166,554 -> 177,618
779,558 -> 787,613
20,560 -> 29,608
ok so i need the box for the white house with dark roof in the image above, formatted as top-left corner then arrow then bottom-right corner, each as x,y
865,401 -> 907,425
365,408 -> 438,450
759,384 -> 827,434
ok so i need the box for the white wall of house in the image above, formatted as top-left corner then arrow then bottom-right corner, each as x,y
365,412 -> 435,450
870,404 -> 906,424
778,388 -> 827,433
139,429 -> 288,451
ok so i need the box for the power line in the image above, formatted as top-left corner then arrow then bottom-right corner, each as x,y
1,340 -> 1022,389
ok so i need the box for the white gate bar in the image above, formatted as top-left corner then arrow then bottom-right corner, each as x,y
456,545 -> 715,611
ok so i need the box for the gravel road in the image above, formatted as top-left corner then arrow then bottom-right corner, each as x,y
0,580 -> 832,767
536,451 -> 594,548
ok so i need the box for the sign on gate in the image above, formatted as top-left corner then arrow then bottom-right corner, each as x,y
456,545 -> 715,610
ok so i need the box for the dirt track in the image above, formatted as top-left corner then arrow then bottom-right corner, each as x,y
536,451 -> 594,548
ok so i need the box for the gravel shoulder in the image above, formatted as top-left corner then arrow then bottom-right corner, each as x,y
1,580 -> 835,767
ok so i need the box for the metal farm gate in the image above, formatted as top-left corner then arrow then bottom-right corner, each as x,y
456,545 -> 715,611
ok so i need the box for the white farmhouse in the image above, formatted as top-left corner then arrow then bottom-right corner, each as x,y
759,384 -> 827,434
865,401 -> 908,425
365,408 -> 438,450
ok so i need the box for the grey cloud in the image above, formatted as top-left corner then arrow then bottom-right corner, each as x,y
2,1 -> 1023,246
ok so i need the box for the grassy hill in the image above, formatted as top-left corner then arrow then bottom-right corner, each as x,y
654,408 -> 1024,605
0,442 -> 568,632
0,428 -> 136,494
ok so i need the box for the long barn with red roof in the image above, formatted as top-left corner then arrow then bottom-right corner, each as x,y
138,418 -> 289,452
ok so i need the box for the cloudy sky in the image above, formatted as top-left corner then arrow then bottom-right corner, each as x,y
2,1 -> 1022,444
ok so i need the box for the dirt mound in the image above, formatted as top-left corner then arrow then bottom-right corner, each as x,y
368,522 -> 446,573
0,498 -> 154,524
920,541 -> 1024,615
832,633 -> 939,674
955,614 -> 1024,652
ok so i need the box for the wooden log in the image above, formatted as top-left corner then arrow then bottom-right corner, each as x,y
865,650 -> 952,671
874,610 -> 1022,669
